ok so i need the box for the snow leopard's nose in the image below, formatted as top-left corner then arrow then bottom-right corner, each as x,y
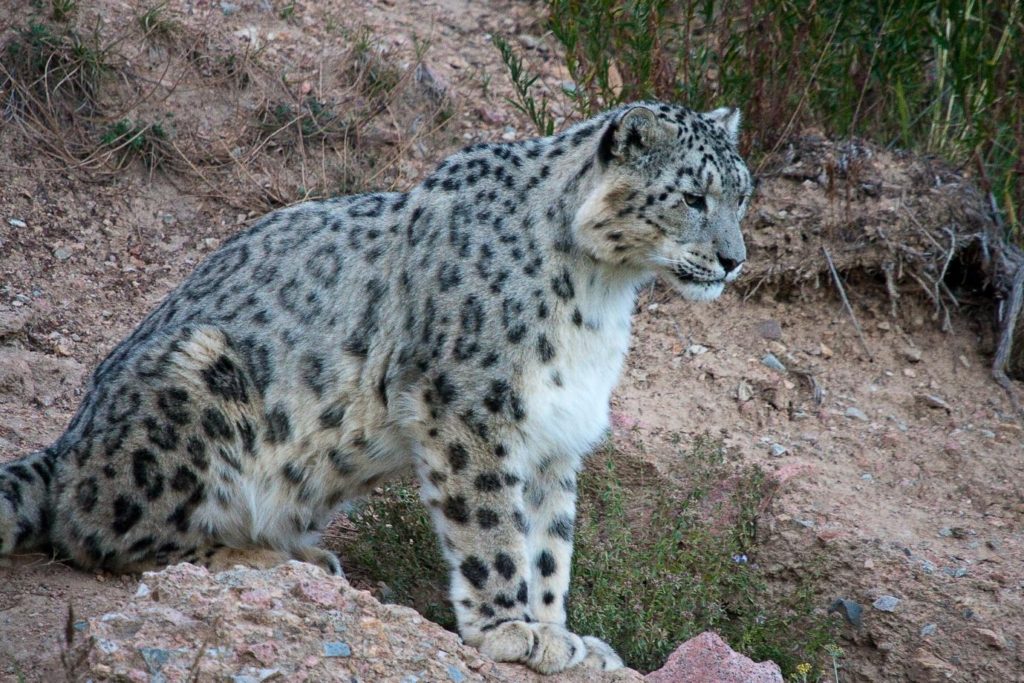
717,253 -> 744,274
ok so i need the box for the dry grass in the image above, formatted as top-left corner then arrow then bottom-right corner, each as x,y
1,1 -> 457,213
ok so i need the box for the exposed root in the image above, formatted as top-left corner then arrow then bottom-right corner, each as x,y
822,246 -> 873,360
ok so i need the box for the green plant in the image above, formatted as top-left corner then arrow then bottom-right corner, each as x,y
4,20 -> 109,106
279,1 -> 297,21
543,0 -> 1023,241
332,437 -> 836,677
50,0 -> 77,22
349,29 -> 403,102
568,437 -> 836,675
138,3 -> 178,39
256,97 -> 352,146
98,118 -> 168,168
493,35 -> 556,136
339,484 -> 454,629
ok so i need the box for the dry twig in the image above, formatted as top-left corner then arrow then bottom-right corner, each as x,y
822,246 -> 873,360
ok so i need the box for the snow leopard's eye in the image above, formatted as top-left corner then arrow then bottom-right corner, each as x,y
683,193 -> 706,211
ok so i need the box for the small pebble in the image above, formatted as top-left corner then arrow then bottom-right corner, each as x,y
845,406 -> 869,421
769,443 -> 787,457
902,347 -> 923,363
447,665 -> 466,683
827,598 -> 863,627
942,567 -> 968,578
323,641 -> 352,658
873,595 -> 900,612
53,247 -> 72,261
7,218 -> 27,228
919,560 -> 936,574
921,623 -> 937,637
760,353 -> 786,372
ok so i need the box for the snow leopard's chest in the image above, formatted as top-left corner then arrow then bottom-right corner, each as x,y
516,286 -> 635,466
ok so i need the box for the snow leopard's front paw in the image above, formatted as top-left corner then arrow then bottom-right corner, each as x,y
476,621 -> 586,674
579,635 -> 624,671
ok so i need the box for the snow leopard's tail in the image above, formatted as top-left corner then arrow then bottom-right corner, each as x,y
0,447 -> 58,555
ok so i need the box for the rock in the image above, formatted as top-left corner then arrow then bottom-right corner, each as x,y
827,598 -> 863,627
686,344 -> 709,356
220,1 -> 240,14
736,380 -> 753,402
916,393 -> 952,412
475,107 -> 507,125
910,649 -> 957,682
769,443 -> 787,457
757,319 -> 783,340
0,308 -> 34,338
53,246 -> 72,261
78,562 -> 642,682
415,63 -> 450,102
902,346 -> 923,362
920,623 -> 937,637
7,218 -> 27,228
844,406 -> 869,421
974,628 -> 1006,649
872,595 -> 900,612
645,632 -> 782,682
760,353 -> 786,373
0,348 -> 84,401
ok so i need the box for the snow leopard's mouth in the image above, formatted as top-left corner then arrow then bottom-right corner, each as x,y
666,264 -> 727,302
669,264 -> 723,286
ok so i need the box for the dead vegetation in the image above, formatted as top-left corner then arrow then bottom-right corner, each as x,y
732,135 -> 1024,409
1,1 -> 458,212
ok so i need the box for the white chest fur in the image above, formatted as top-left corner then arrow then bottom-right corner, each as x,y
518,277 -> 638,465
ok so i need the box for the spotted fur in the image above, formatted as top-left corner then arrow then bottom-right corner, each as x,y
0,102 -> 751,673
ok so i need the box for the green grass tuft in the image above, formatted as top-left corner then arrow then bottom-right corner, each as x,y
341,484 -> 454,629
337,436 -> 835,677
98,118 -> 168,168
569,437 -> 835,675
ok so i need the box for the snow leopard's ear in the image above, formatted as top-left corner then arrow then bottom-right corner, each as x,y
706,107 -> 741,144
599,105 -> 668,164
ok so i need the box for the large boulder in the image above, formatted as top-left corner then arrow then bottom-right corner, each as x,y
76,562 -> 644,682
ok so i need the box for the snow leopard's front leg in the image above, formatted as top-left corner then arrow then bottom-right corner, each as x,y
415,432 -> 596,674
523,454 -> 624,671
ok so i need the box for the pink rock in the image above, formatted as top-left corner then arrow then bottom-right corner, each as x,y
240,588 -> 275,607
292,579 -> 340,606
645,632 -> 783,683
244,640 -> 279,665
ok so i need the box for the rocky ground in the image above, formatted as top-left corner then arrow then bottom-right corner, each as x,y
1,0 -> 1022,681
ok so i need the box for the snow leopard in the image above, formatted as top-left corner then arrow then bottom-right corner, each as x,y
0,101 -> 751,673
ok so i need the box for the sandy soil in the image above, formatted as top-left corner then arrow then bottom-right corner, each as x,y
1,1 -> 1021,681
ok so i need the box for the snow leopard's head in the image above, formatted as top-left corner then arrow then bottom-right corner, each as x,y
574,102 -> 752,301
